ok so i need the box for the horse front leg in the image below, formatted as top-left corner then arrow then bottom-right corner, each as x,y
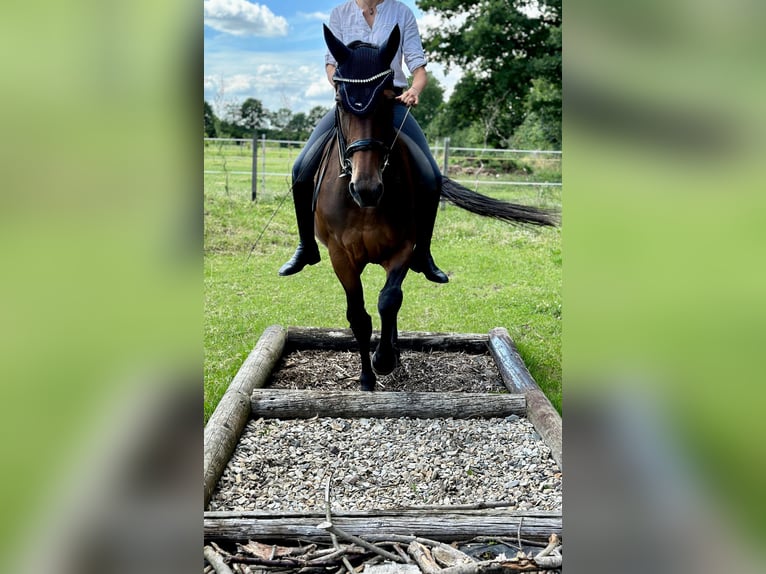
346,289 -> 375,391
331,252 -> 376,391
372,261 -> 408,376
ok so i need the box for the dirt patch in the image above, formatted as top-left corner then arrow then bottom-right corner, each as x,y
268,349 -> 508,393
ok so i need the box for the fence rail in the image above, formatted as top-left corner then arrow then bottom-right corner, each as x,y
204,137 -> 561,202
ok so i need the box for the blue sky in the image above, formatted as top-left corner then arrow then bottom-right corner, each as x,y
203,0 -> 463,117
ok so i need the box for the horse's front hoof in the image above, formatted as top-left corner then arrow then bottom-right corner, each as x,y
372,350 -> 398,376
359,372 -> 376,392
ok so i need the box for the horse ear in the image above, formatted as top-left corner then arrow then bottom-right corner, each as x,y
324,24 -> 351,65
379,24 -> 400,66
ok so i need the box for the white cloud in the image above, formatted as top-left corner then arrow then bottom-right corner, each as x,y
305,79 -> 333,98
225,74 -> 258,93
204,49 -> 337,115
417,11 -> 468,35
427,62 -> 462,100
204,0 -> 288,37
299,11 -> 330,22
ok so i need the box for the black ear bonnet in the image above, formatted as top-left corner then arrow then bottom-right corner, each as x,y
324,24 -> 400,117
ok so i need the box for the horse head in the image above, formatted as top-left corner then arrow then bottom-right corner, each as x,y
324,24 -> 400,208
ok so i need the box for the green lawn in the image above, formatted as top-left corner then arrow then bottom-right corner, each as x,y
204,141 -> 562,421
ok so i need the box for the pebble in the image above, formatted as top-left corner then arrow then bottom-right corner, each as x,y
209,416 -> 562,512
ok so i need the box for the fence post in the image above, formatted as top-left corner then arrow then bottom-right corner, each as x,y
251,133 -> 258,201
441,137 -> 450,209
261,134 -> 267,194
441,137 -> 450,176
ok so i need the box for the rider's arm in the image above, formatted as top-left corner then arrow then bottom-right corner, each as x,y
326,63 -> 336,87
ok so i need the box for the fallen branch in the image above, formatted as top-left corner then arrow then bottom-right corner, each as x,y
393,543 -> 413,564
229,547 -> 366,569
204,545 -> 235,574
431,545 -> 475,568
407,540 -> 441,574
467,536 -> 546,549
227,555 -> 304,568
438,554 -> 562,573
238,540 -> 317,560
317,521 -> 403,563
534,534 -> 560,560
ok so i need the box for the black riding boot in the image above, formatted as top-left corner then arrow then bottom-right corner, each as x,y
411,183 -> 448,284
278,182 -> 321,276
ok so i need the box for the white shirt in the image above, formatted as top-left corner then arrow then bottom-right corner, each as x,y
325,0 -> 427,88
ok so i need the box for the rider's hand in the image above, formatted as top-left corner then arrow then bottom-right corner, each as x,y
396,87 -> 420,107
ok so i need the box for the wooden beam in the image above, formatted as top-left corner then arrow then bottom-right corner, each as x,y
204,509 -> 561,543
250,389 -> 525,419
204,325 -> 287,509
286,327 -> 489,353
488,328 -> 562,471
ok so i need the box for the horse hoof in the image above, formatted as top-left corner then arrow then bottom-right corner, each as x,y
360,373 -> 376,391
372,351 -> 397,376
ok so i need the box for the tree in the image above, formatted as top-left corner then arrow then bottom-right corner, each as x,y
285,112 -> 310,140
307,105 -> 330,128
240,98 -> 267,132
417,0 -> 561,148
204,100 -> 219,137
411,71 -> 444,139
268,108 -> 293,132
511,77 -> 561,149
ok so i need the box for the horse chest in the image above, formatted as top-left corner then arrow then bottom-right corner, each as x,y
337,214 -> 402,261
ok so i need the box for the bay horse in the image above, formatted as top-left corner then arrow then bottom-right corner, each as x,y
314,25 -> 557,391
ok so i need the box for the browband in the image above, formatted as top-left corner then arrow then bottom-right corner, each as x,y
333,69 -> 393,84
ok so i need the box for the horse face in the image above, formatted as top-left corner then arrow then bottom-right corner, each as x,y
335,91 -> 395,208
325,25 -> 400,208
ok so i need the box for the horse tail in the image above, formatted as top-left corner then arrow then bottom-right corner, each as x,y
440,177 -> 559,227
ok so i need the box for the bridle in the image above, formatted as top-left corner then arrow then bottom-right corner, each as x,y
334,105 -> 390,179
332,68 -> 410,179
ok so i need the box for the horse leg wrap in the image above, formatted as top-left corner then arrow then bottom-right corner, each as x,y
347,308 -> 375,391
373,286 -> 403,376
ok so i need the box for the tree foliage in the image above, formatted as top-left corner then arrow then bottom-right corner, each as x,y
411,71 -> 444,135
204,100 -> 218,137
240,98 -> 266,131
204,98 -> 329,141
418,0 -> 561,148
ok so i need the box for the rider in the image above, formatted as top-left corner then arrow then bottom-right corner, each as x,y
278,0 -> 448,284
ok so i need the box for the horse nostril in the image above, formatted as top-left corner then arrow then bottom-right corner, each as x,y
348,179 -> 383,208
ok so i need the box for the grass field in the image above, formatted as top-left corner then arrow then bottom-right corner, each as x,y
204,141 -> 562,422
